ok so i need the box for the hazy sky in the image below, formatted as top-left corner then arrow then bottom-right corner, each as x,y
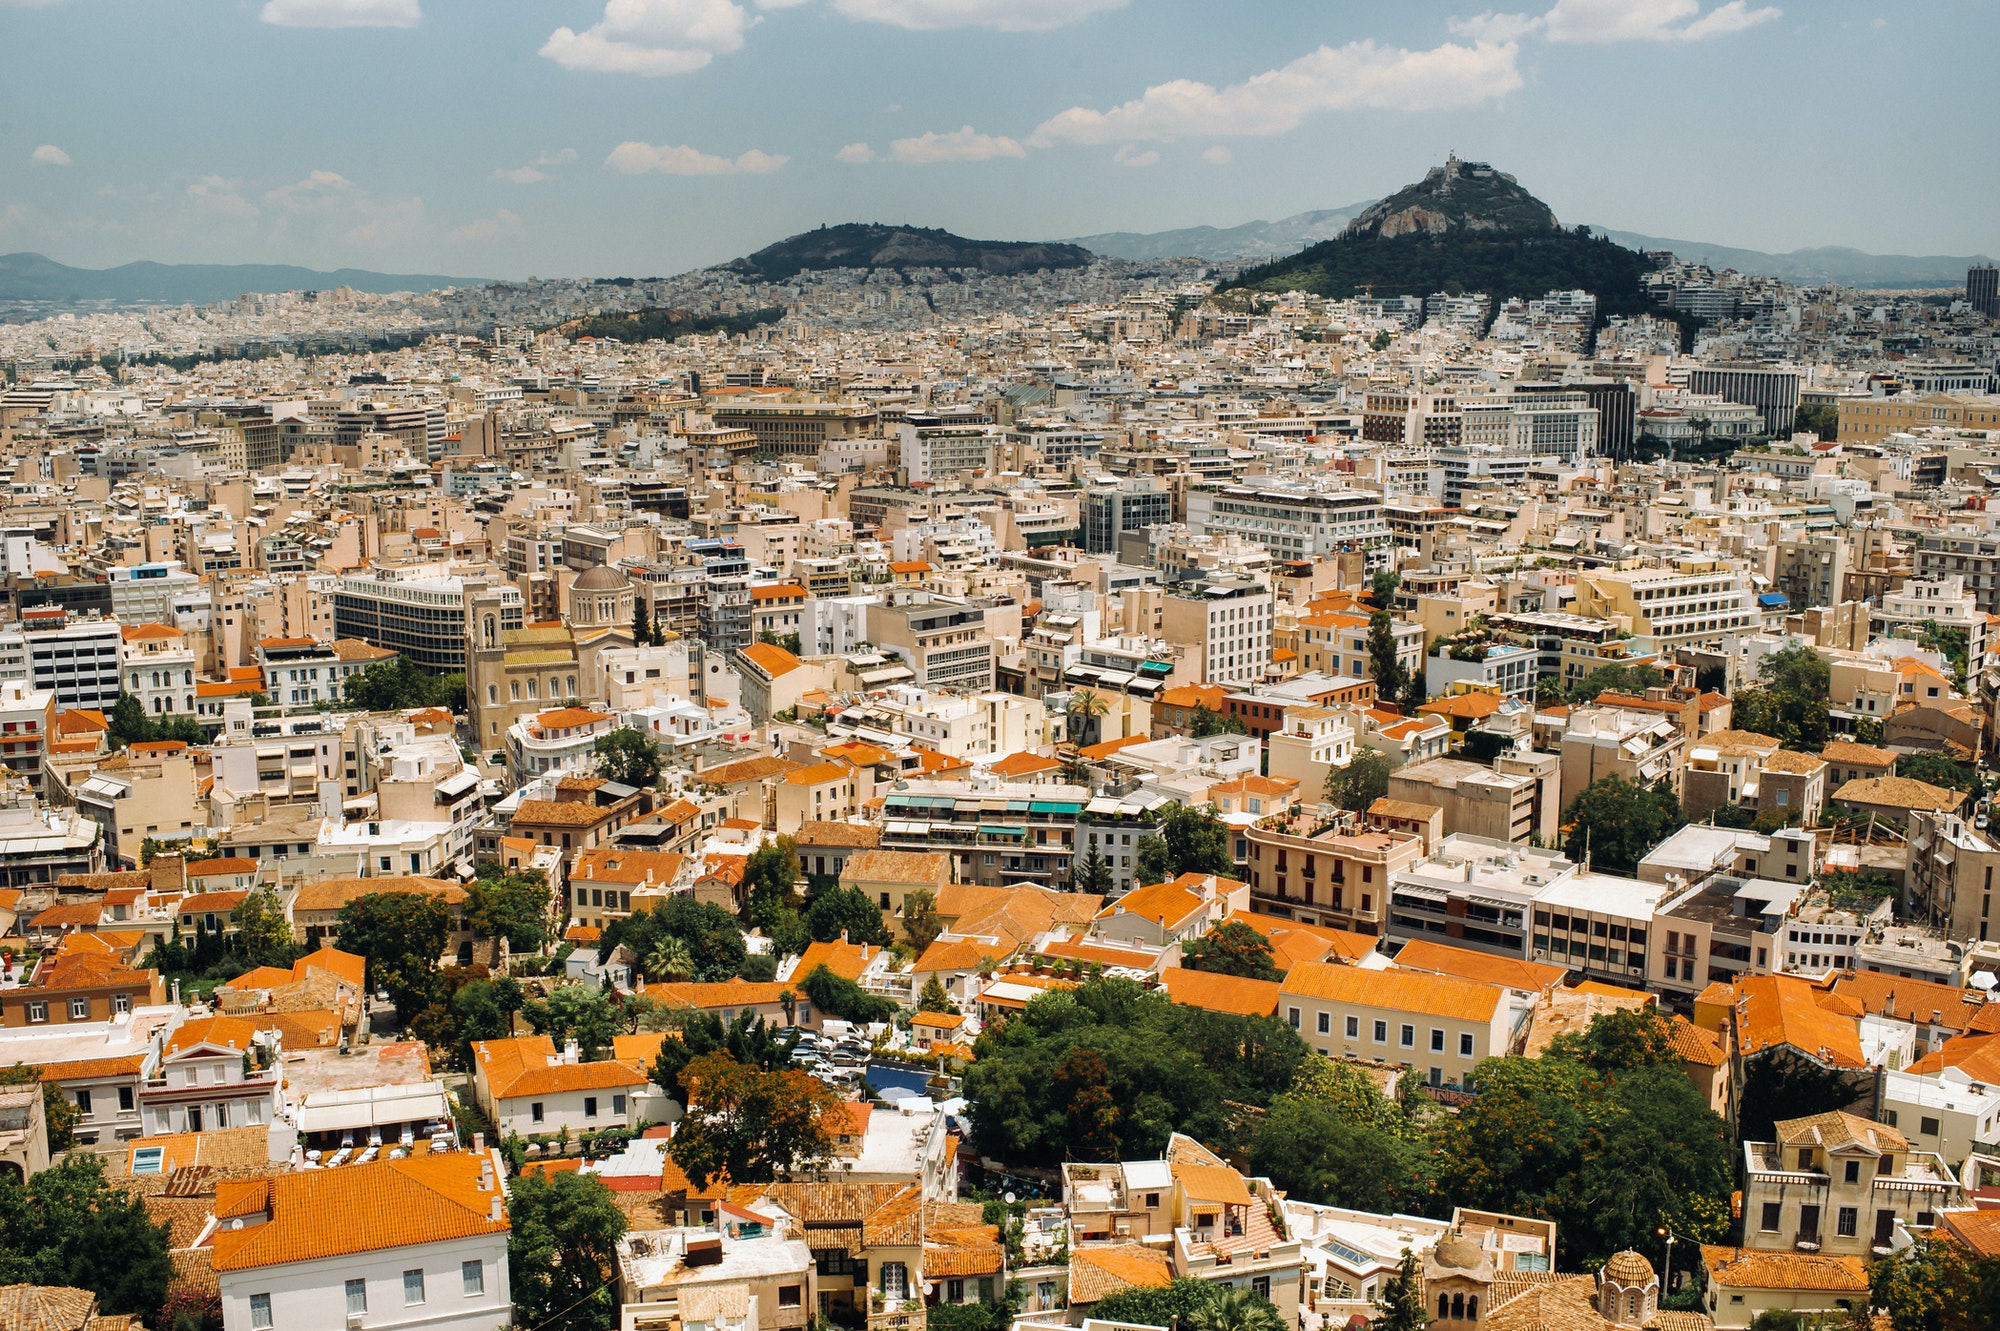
4,0 -> 1995,278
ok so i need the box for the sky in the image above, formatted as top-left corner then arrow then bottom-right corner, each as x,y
3,0 -> 1996,279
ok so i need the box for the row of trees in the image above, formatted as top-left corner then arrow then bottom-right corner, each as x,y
966,981 -> 1736,1272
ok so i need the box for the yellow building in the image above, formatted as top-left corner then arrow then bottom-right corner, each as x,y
1571,558 -> 1760,649
1837,392 -> 2000,443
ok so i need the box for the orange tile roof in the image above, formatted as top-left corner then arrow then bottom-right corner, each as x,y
1419,692 -> 1505,720
1699,1246 -> 1868,1293
34,1052 -> 148,1082
1831,970 -> 1983,1032
471,1035 -> 647,1099
1831,776 -> 1964,813
641,979 -> 792,1010
166,1015 -> 260,1057
209,1152 -> 509,1271
1394,939 -> 1569,993
1158,967 -> 1282,1018
1098,873 -> 1235,931
121,623 -> 183,641
739,641 -> 804,678
1281,959 -> 1502,1023
751,583 -> 809,601
512,798 -> 617,829
1668,1014 -> 1729,1068
1077,734 -> 1150,761
573,847 -> 685,885
176,890 -> 251,915
534,706 -> 612,729
1716,974 -> 1867,1068
187,857 -> 259,877
1171,1160 -> 1254,1206
56,708 -> 109,735
1070,1244 -> 1172,1303
1222,910 -> 1378,966
794,940 -> 881,982
988,752 -> 1061,778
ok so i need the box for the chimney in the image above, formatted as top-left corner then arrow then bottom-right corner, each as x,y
490,1195 -> 504,1222
563,1039 -> 581,1064
474,1131 -> 485,1153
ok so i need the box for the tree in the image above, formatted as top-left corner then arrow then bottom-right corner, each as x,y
669,1051 -> 844,1189
0,1064 -> 78,1152
1736,1047 -> 1864,1145
1093,1280 -> 1238,1331
800,963 -> 898,1023
744,836 -> 799,934
963,978 -> 1308,1168
335,891 -> 452,1022
1734,645 -> 1833,752
633,597 -> 653,649
650,1010 -> 799,1103
1325,749 -> 1394,813
1065,689 -> 1109,746
918,975 -> 959,1014
802,884 -> 891,946
1189,704 -> 1246,737
1367,608 -> 1410,703
507,1168 -> 628,1331
106,693 -> 153,750
1869,1237 -> 2000,1331
1899,752 -> 1982,797
1438,1011 -> 1733,1269
1568,662 -> 1664,704
1148,803 -> 1236,880
1071,846 -> 1113,896
0,1152 -> 173,1320
1134,835 -> 1171,886
343,655 -> 449,711
445,974 -> 524,1064
592,726 -> 662,789
1187,1286 -> 1285,1331
645,936 -> 695,983
1371,570 -> 1403,608
228,887 -> 301,969
465,865 -> 552,951
1249,1093 -> 1432,1213
1180,921 -> 1281,980
599,897 -> 747,984
437,672 -> 468,715
901,887 -> 943,953
1561,777 -> 1685,877
523,983 -> 623,1061
1372,1251 -> 1430,1331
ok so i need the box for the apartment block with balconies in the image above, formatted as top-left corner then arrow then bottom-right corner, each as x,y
1741,1111 -> 1964,1259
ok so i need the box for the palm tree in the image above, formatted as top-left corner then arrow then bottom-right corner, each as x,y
646,936 -> 694,983
1066,689 -> 1109,747
1186,1287 -> 1285,1331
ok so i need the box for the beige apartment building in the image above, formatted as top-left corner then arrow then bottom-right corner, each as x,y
1837,392 -> 2000,444
1905,809 -> 2000,943
1571,558 -> 1761,649
1741,1112 -> 1963,1257
1243,811 -> 1426,934
1278,961 -> 1509,1090
1386,755 -> 1559,845
1558,705 -> 1687,810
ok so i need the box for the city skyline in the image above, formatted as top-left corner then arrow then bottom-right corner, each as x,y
4,0 -> 1996,277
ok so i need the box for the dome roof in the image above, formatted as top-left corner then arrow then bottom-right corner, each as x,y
572,563 -> 631,592
1433,1237 -> 1486,1271
1601,1251 -> 1655,1284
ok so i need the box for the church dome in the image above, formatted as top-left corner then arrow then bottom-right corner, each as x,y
1433,1237 -> 1486,1270
1601,1251 -> 1655,1284
572,563 -> 631,592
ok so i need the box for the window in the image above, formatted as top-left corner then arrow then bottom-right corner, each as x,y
613,1094 -> 626,1116
1838,1207 -> 1858,1237
1346,1015 -> 1359,1038
780,1285 -> 803,1308
1459,1033 -> 1474,1057
947,1280 -> 966,1303
76,1089 -> 92,1116
531,1102 -> 544,1124
1252,1276 -> 1271,1300
250,1294 -> 273,1329
1373,1020 -> 1388,1043
584,1097 -> 598,1118
69,999 -> 89,1020
1400,1024 -> 1415,1048
25,1002 -> 45,1023
118,1087 -> 134,1112
1038,1282 -> 1058,1307
347,1279 -> 368,1315
1317,1012 -> 1331,1035
1287,1007 -> 1301,1029
1921,1116 -> 1940,1136
462,1261 -> 485,1297
1845,1160 -> 1861,1184
1431,1028 -> 1445,1052
404,1269 -> 426,1306
1760,1203 -> 1782,1233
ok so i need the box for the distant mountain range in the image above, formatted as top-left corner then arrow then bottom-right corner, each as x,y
1064,205 -> 1374,262
1589,231 -> 1991,290
0,252 -> 479,307
724,223 -> 1092,282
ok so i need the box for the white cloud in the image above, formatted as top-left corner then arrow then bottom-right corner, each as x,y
29,145 -> 71,167
1030,39 -> 1522,146
886,125 -> 1027,164
541,0 -> 750,75
1112,144 -> 1159,168
185,176 -> 257,221
260,0 -> 421,28
835,142 -> 879,164
492,149 -> 579,184
1202,146 -> 1232,165
261,169 -> 424,247
828,0 -> 1124,31
451,208 -> 526,243
1525,0 -> 1780,42
605,141 -> 789,174
1447,10 -> 1546,42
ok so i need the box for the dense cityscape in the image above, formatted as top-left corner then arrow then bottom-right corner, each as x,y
4,9 -> 2000,1329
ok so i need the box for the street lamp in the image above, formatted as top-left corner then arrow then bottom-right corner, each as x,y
1655,1227 -> 1679,1298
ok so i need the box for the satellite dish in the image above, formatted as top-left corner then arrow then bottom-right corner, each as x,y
1004,1192 -> 1016,1205
1975,972 -> 1997,992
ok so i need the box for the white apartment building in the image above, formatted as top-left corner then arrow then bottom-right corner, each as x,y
506,706 -> 622,779
1872,576 -> 1987,670
213,1150 -> 513,1331
1162,579 -> 1274,687
0,616 -> 124,711
106,560 -> 207,626
1185,484 -> 1389,559
901,421 -> 1002,483
121,623 -> 200,717
1572,559 -> 1763,650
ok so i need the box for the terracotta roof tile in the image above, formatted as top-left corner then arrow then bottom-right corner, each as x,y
208,1152 -> 508,1271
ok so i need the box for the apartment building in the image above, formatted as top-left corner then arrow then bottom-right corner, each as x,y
878,780 -> 1088,890
1387,836 -> 1574,960
868,592 -> 995,693
1184,484 -> 1388,560
1741,1112 -> 1963,1258
1838,392 -> 2000,445
1571,559 -> 1762,649
1162,577 -> 1273,687
1244,810 -> 1426,934
1905,810 -> 2000,943
1558,705 -> 1688,810
337,563 -> 519,673
710,401 -> 879,458
1871,575 -> 1987,668
1279,961 -> 1509,1090
1386,758 -> 1558,846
